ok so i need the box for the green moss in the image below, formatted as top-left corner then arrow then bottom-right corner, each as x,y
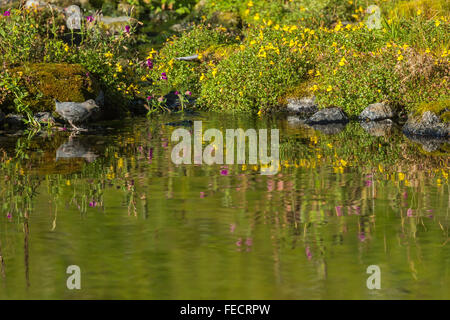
278,80 -> 314,106
415,99 -> 450,123
12,63 -> 100,113
389,0 -> 450,19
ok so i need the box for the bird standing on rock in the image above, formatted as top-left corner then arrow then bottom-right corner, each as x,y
55,99 -> 99,131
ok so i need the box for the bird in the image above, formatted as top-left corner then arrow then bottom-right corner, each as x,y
55,99 -> 99,131
56,134 -> 98,162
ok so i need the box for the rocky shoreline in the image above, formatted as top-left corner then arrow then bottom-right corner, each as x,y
286,96 -> 449,140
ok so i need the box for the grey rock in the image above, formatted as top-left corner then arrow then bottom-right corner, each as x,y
55,99 -> 100,130
175,54 -> 199,61
5,114 -> 25,128
99,16 -> 132,25
402,111 -> 449,138
286,96 -> 318,118
306,107 -> 348,124
34,112 -> 55,124
24,0 -> 42,8
359,102 -> 394,121
286,115 -> 306,126
360,119 -> 394,136
64,5 -> 82,30
170,23 -> 190,33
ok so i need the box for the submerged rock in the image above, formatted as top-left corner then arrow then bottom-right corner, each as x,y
402,111 -> 449,138
34,112 -> 55,124
306,107 -> 348,124
286,96 -> 318,118
405,135 -> 447,153
5,114 -> 25,128
359,103 -> 394,121
310,123 -> 346,135
360,119 -> 394,136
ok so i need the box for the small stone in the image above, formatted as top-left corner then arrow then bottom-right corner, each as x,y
402,111 -> 449,138
34,112 -> 55,124
359,103 -> 394,121
286,96 -> 318,118
306,107 -> 348,124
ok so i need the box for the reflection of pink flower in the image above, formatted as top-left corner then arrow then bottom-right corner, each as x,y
335,206 -> 343,216
220,169 -> 228,176
125,25 -> 130,33
403,192 -> 408,199
305,246 -> 312,260
365,179 -> 372,187
358,232 -> 366,242
246,238 -> 253,246
230,224 -> 236,233
89,201 -> 97,207
351,205 -> 360,215
7,212 -> 11,219
236,238 -> 242,246
407,208 -> 413,217
200,192 -> 205,198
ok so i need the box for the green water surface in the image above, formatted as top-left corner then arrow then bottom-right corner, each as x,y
0,113 -> 448,299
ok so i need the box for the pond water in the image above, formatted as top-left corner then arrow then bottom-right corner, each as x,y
0,113 -> 448,299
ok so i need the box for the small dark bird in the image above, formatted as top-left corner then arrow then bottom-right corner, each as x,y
55,99 -> 99,131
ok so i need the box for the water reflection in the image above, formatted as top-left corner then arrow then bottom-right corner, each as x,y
0,113 -> 448,299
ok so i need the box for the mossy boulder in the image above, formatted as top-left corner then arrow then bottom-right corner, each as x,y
11,63 -> 100,113
209,11 -> 241,29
